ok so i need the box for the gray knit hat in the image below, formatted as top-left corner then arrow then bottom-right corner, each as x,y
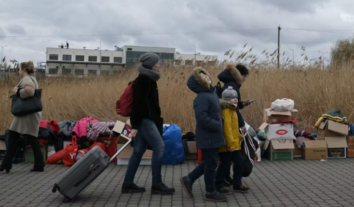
139,52 -> 160,68
222,86 -> 238,102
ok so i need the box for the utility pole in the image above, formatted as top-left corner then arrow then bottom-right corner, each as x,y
193,45 -> 197,65
277,26 -> 281,69
319,51 -> 327,70
289,48 -> 294,69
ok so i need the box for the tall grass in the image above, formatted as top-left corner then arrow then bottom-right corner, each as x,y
1,49 -> 354,134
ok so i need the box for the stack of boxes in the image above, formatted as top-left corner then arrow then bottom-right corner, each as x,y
317,120 -> 348,158
259,103 -> 298,161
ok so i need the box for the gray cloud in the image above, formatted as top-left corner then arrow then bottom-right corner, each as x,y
6,25 -> 26,35
0,0 -> 351,64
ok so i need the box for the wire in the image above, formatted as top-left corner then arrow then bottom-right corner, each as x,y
282,28 -> 354,33
0,28 -> 275,38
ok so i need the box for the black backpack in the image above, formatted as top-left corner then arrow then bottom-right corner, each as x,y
240,132 -> 258,177
215,82 -> 223,98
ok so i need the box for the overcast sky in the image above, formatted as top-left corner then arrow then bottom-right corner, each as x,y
1,0 -> 354,66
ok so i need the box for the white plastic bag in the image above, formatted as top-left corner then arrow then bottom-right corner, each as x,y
271,98 -> 295,112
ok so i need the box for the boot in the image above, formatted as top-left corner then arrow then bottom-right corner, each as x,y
151,183 -> 175,195
122,183 -> 146,194
180,176 -> 194,198
205,191 -> 227,202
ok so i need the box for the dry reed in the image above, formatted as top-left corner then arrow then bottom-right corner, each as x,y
1,62 -> 354,134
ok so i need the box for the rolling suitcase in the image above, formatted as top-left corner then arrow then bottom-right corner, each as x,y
52,137 -> 131,202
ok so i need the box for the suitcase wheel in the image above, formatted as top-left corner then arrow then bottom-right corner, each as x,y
63,198 -> 72,203
52,185 -> 57,193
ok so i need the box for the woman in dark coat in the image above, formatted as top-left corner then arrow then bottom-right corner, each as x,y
180,67 -> 227,202
122,52 -> 175,195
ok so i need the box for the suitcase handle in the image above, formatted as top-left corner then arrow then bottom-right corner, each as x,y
109,138 -> 132,162
74,164 -> 100,187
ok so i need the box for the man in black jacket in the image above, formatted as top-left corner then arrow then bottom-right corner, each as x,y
122,53 -> 175,195
217,63 -> 253,188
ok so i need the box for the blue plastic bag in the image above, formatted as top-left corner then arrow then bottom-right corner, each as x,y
162,124 -> 185,165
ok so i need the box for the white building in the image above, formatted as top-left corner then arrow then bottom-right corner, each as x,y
46,47 -> 124,77
46,45 -> 217,77
175,53 -> 218,66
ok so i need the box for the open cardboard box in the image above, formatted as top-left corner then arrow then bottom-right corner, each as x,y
317,120 -> 348,140
184,141 -> 198,160
264,139 -> 294,161
259,123 -> 295,140
113,120 -> 152,165
263,102 -> 298,123
348,136 -> 354,157
302,140 -> 327,160
326,137 -> 347,158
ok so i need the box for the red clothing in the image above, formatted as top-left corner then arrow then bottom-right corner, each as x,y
39,120 -> 49,129
270,118 -> 297,125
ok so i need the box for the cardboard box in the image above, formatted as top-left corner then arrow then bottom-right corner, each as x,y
259,123 -> 296,140
302,140 -> 327,160
0,140 -> 6,150
264,139 -> 294,161
263,102 -> 298,123
347,136 -> 354,157
25,144 -> 47,163
293,143 -> 302,158
187,141 -> 197,154
317,120 -> 348,140
326,137 -> 347,158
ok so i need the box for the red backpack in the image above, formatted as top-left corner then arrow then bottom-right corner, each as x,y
116,82 -> 134,117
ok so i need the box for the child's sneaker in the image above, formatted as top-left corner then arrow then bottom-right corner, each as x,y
216,187 -> 231,194
233,185 -> 250,193
205,191 -> 227,202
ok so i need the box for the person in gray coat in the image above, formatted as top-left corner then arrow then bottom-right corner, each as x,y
180,67 -> 227,202
0,61 -> 44,173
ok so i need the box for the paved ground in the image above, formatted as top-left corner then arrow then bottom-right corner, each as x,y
1,159 -> 354,207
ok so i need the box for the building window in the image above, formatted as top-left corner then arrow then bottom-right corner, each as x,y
185,60 -> 193,65
89,56 -> 97,62
76,55 -> 84,61
88,70 -> 97,76
127,48 -> 132,51
175,60 -> 182,65
63,55 -> 72,61
114,57 -> 122,63
49,54 -> 58,60
75,69 -> 84,75
62,68 -> 72,75
101,56 -> 110,62
49,68 -> 58,74
100,70 -> 110,76
125,51 -> 174,68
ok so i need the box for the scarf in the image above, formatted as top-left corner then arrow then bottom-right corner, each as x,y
138,64 -> 161,81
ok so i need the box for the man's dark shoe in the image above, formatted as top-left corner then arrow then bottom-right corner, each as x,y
181,176 -> 194,198
151,183 -> 175,195
205,191 -> 227,202
233,185 -> 250,193
122,183 -> 146,194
